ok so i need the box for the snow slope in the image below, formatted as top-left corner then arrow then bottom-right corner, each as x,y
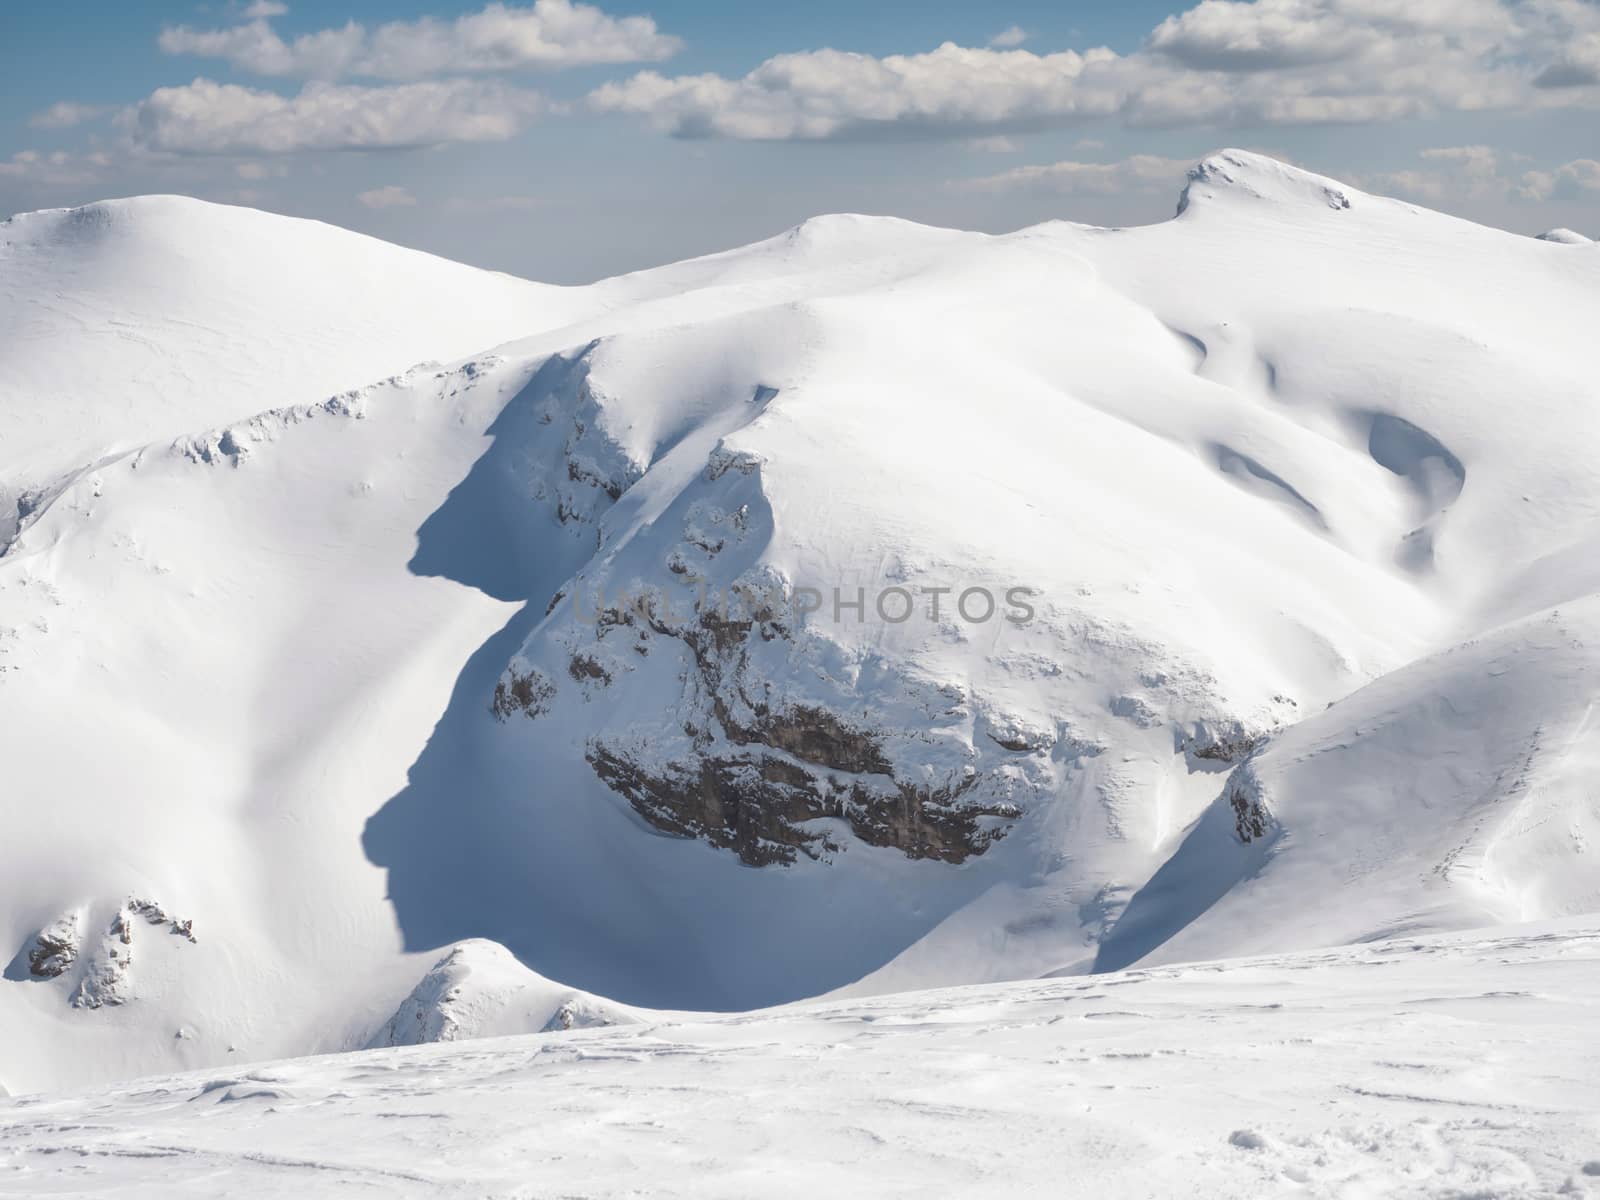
2,152 -> 1599,1094
3,918 -> 1598,1198
0,196 -> 586,487
1098,597 -> 1600,973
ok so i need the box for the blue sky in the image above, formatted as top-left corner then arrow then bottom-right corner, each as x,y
2,0 -> 1597,280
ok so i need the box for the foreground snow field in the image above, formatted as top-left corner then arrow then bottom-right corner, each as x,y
3,918 -> 1598,1198
3,148 -> 1600,1106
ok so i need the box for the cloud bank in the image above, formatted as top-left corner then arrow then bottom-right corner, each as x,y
590,0 -> 1600,140
122,78 -> 543,155
160,0 -> 681,80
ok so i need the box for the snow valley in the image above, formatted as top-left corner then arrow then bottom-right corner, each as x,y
1,150 -> 1599,1192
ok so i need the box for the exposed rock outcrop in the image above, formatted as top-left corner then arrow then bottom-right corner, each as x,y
36,898 -> 200,1009
72,913 -> 134,1010
490,664 -> 556,721
583,592 -> 1022,867
26,912 -> 82,979
127,897 -> 198,943
1224,766 -> 1273,844
1180,713 -> 1286,765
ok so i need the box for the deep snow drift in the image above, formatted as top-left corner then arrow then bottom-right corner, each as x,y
2,918 -> 1598,1198
2,152 -> 1599,1096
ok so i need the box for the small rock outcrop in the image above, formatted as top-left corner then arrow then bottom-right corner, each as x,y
127,897 -> 199,943
72,914 -> 134,1010
1180,712 -> 1288,765
1224,767 -> 1273,844
26,913 -> 82,979
490,664 -> 556,721
13,898 -> 201,1009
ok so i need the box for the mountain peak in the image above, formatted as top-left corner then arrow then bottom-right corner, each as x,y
4,194 -> 297,245
1177,149 -> 1356,216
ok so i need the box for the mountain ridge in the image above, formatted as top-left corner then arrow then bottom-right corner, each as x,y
2,151 -> 1598,1093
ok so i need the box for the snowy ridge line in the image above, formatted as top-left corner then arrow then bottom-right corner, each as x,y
1,452 -> 125,562
0,356 -> 518,561
159,358 -> 502,466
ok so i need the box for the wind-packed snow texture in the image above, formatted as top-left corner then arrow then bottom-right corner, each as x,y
3,919 -> 1598,1198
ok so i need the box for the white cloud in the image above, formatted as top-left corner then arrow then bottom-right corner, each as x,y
1145,0 -> 1515,72
967,135 -> 1022,153
29,101 -> 110,129
357,184 -> 418,208
243,0 -> 289,16
1536,32 -> 1600,87
951,153 -> 1193,195
1369,146 -> 1504,200
235,160 -> 288,180
121,78 -> 543,155
1147,0 -> 1364,71
160,0 -> 682,80
589,44 -> 1124,139
0,149 -> 108,185
1518,158 -> 1600,200
0,150 -> 46,178
159,20 -> 362,79
989,26 -> 1029,49
1364,147 -> 1600,205
590,0 -> 1600,142
1420,144 -> 1501,179
214,187 -> 265,205
444,193 -> 545,212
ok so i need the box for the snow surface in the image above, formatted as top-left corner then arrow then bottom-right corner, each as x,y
3,150 -> 1600,1102
0,196 -> 585,484
2,918 -> 1598,1198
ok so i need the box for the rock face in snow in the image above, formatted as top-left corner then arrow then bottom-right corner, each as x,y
71,910 -> 137,1011
3,151 -> 1600,1091
10,899 -> 201,1011
7,902 -> 199,1017
577,608 -> 1022,867
24,913 -> 81,979
371,940 -> 639,1048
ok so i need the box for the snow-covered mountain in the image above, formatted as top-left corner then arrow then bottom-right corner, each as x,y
2,151 -> 1598,1097
0,196 -> 589,491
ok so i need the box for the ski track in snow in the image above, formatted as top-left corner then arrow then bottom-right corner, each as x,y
2,919 -> 1599,1198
